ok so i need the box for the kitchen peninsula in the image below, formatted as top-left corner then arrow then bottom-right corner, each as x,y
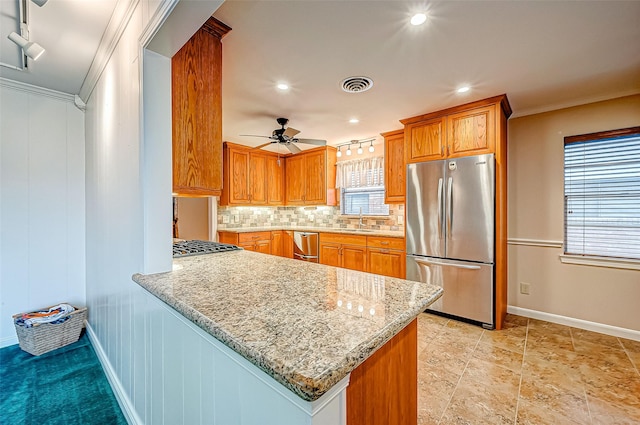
133,249 -> 442,425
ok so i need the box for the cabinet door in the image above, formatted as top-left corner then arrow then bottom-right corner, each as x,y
342,245 -> 367,272
255,239 -> 271,255
249,153 -> 267,204
319,242 -> 341,267
283,231 -> 294,259
446,106 -> 495,158
271,231 -> 283,257
384,131 -> 405,203
172,19 -> 228,196
304,150 -> 326,204
368,248 -> 405,279
228,149 -> 250,204
239,242 -> 255,251
405,118 -> 445,163
266,156 -> 285,205
285,155 -> 306,205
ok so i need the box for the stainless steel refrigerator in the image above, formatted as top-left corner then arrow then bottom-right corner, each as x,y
406,154 -> 495,329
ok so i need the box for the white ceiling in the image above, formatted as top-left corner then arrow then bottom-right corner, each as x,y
213,0 -> 640,152
0,0 -> 638,153
0,0 -> 117,95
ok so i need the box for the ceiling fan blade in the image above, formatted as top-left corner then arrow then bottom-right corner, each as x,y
252,142 -> 273,150
286,142 -> 302,154
283,127 -> 300,139
239,134 -> 272,139
295,138 -> 327,146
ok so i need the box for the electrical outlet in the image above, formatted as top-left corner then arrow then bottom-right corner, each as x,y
309,215 -> 315,222
520,282 -> 531,295
222,215 -> 229,224
397,215 -> 404,225
233,215 -> 239,223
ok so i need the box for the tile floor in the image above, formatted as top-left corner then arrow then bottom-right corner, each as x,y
417,313 -> 640,425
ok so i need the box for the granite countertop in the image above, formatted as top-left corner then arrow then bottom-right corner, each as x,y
132,250 -> 442,401
218,226 -> 405,238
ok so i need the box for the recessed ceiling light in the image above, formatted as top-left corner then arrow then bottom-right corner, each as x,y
457,86 -> 471,94
349,118 -> 359,124
410,13 -> 427,26
276,83 -> 289,90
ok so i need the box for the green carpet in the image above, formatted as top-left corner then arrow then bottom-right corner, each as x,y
0,331 -> 127,425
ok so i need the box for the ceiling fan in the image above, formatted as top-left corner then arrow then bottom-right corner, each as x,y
241,118 -> 327,154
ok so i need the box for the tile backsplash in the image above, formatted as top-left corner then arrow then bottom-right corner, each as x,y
218,205 -> 404,232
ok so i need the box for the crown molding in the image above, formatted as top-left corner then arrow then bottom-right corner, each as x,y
78,0 -> 140,102
0,77 -> 75,102
510,90 -> 640,119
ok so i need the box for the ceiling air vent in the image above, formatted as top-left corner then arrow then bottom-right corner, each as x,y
341,76 -> 374,93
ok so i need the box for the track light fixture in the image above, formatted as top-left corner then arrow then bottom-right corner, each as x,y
8,32 -> 45,60
335,138 -> 376,157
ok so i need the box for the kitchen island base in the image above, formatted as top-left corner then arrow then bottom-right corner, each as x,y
121,287 -> 419,424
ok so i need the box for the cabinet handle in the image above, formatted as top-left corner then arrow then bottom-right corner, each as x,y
441,146 -> 444,155
381,241 -> 389,245
380,249 -> 390,254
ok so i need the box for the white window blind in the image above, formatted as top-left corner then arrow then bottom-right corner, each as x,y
564,128 -> 640,260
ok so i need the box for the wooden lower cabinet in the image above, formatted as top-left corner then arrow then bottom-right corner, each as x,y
282,231 -> 294,259
367,248 -> 405,279
219,230 -> 294,258
347,319 -> 417,425
319,233 -> 367,272
271,231 -> 283,256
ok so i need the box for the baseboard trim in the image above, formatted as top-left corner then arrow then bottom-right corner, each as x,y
507,306 -> 640,342
86,323 -> 142,425
0,335 -> 18,349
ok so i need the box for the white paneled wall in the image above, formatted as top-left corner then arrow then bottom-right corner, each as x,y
0,81 -> 85,347
88,287 -> 347,425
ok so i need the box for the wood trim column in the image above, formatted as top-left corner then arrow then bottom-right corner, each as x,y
347,319 -> 417,425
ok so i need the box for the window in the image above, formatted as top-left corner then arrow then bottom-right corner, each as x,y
564,126 -> 640,260
336,157 -> 389,216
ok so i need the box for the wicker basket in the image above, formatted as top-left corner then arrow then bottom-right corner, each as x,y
13,304 -> 87,356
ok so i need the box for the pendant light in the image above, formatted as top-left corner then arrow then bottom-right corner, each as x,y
368,140 -> 375,153
346,145 -> 352,156
357,143 -> 363,155
336,146 -> 342,157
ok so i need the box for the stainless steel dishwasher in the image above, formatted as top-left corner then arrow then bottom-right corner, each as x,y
293,231 -> 319,262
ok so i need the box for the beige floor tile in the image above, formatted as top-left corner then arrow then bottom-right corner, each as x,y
581,363 -> 640,408
571,328 -> 624,349
473,341 -> 524,373
588,394 -> 640,424
504,313 -> 529,327
420,343 -> 469,378
527,318 -> 572,334
518,376 -> 591,423
480,327 -> 527,354
522,351 -> 585,393
516,398 -> 590,425
418,364 -> 460,425
439,379 -> 518,425
460,357 -> 521,398
619,338 -> 640,354
442,319 -> 485,342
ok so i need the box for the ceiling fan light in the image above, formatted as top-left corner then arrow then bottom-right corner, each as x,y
8,32 -> 45,60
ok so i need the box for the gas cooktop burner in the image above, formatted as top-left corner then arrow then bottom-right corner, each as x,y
173,240 -> 242,258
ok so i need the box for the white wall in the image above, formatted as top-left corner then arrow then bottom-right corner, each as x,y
83,0 -> 224,422
0,81 -> 85,347
507,94 -> 640,332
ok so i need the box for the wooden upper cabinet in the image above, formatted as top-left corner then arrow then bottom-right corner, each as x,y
172,17 -> 231,196
404,118 -> 445,163
447,105 -> 495,158
285,147 -> 337,206
266,156 -> 285,205
221,143 -> 284,206
382,129 -> 405,203
284,154 -> 305,204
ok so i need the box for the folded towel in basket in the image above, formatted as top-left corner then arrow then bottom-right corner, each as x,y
14,304 -> 76,328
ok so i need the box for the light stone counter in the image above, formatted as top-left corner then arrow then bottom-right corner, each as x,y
132,250 -> 441,401
218,226 -> 405,238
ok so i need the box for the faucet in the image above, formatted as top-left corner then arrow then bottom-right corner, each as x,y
359,207 -> 364,229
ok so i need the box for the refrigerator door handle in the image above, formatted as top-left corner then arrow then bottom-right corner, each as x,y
413,258 -> 482,270
437,178 -> 443,237
447,177 -> 453,238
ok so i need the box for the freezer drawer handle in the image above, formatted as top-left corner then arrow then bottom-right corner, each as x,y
414,258 -> 481,270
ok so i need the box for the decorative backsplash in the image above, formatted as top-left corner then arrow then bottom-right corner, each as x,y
218,204 -> 404,232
